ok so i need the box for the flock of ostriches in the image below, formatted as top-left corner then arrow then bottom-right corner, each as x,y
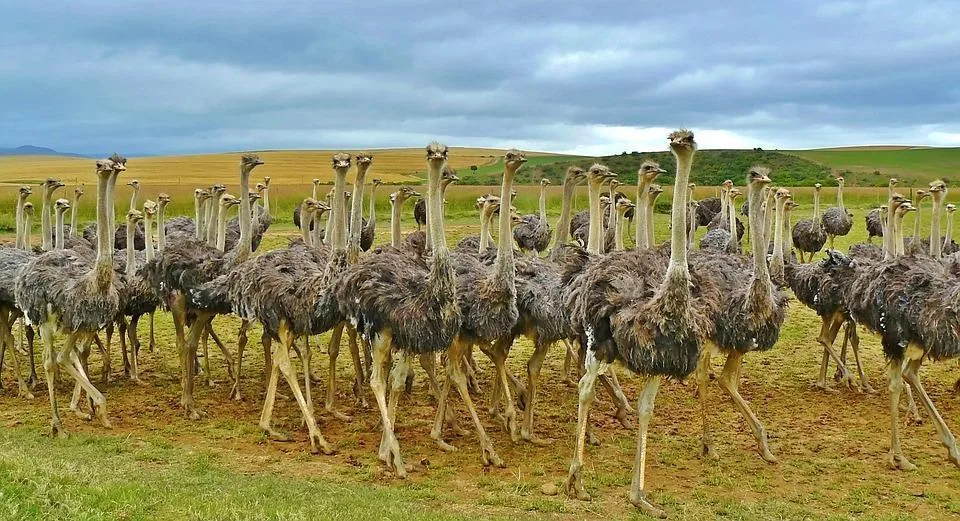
1,132 -> 960,517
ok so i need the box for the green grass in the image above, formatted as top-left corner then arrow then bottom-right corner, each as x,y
788,148 -> 960,185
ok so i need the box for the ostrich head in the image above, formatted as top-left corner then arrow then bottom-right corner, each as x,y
262,176 -> 271,187
344,191 -> 352,200
19,185 -> 32,198
143,200 -> 158,218
211,184 -> 227,198
373,178 -> 383,187
240,154 -> 264,173
255,182 -> 266,194
74,186 -> 84,198
889,178 -> 899,188
896,202 -> 916,219
219,193 -> 240,210
540,178 -> 552,187
395,186 -> 420,203
610,179 -> 622,191
948,204 -> 957,215
504,149 -> 527,171
315,200 -> 332,216
599,195 -> 612,209
928,179 -> 947,201
511,212 -> 527,228
126,208 -> 143,224
786,200 -> 800,212
196,190 -> 211,203
54,198 -> 70,215
814,183 -> 822,192
728,187 -> 743,202
426,142 -> 448,165
668,129 -> 696,158
108,153 -> 128,169
823,249 -> 857,275
355,152 -> 374,172
722,179 -> 734,193
23,202 -> 34,216
42,178 -> 65,192
193,188 -> 205,201
586,163 -> 616,189
247,191 -> 262,204
481,195 -> 502,217
302,197 -> 321,216
836,176 -> 845,188
638,160 -> 667,183
615,197 -> 635,215
126,179 -> 140,189
441,166 -> 460,187
915,189 -> 929,201
332,152 -> 351,172
649,184 -> 664,198
95,160 -> 113,178
312,178 -> 321,188
565,166 -> 587,185
748,166 -> 772,186
775,188 -> 791,202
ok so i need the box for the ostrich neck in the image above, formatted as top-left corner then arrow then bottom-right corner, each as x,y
106,173 -> 119,240
236,167 -> 253,260
813,191 -> 821,220
554,180 -> 577,249
324,198 -> 334,246
23,215 -> 32,250
727,197 -> 738,250
94,174 -> 113,285
538,184 -> 548,223
884,200 -> 898,261
70,195 -> 80,238
912,199 -> 922,241
614,209 -> 626,251
368,184 -> 378,225
719,189 -> 729,222
144,214 -> 155,263
330,170 -> 349,251
194,197 -> 203,239
837,184 -> 845,211
157,204 -> 167,251
771,197 -> 786,275
930,198 -> 943,257
262,187 -> 270,214
895,214 -> 907,257
607,185 -> 616,228
944,213 -> 954,250
311,212 -> 323,247
665,152 -> 693,282
764,193 -> 776,251
646,194 -> 657,248
206,197 -> 218,246
493,167 -> 517,283
216,205 -> 229,252
300,204 -> 313,247
635,178 -> 652,247
129,186 -> 140,212
686,204 -> 697,250
126,219 -> 137,276
478,208 -> 491,254
749,185 -> 771,283
347,166 -> 370,263
390,201 -> 402,247
312,184 -> 319,201
586,181 -> 604,255
15,194 -> 25,249
484,211 -> 495,250
55,211 -> 65,250
426,162 -> 452,295
41,187 -> 54,251
784,208 -> 794,252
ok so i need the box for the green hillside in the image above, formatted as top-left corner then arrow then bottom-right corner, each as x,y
788,148 -> 960,185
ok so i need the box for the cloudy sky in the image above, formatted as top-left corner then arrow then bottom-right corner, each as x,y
2,1 -> 959,156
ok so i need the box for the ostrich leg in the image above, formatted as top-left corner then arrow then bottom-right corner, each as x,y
301,334 -> 314,417
886,361 -> 915,470
25,322 -> 38,389
901,358 -> 960,466
717,351 -> 777,463
230,320 -> 250,401
127,314 -> 144,384
347,326 -> 367,407
59,333 -> 110,428
40,322 -> 66,437
274,325 -> 332,455
562,338 -> 579,386
629,376 -> 665,518
443,338 -> 505,467
102,322 -> 114,384
325,323 -> 351,421
369,330 -> 406,477
520,334 -> 552,445
844,324 -> 876,394
563,351 -> 607,501
479,338 -> 519,442
697,350 -> 716,459
207,324 -> 235,382
0,312 -> 33,399
202,325 -> 213,387
118,317 -> 130,378
382,350 -> 413,461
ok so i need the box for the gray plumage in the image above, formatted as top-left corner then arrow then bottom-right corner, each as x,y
792,218 -> 827,257
513,215 -> 552,254
821,207 -> 853,239
865,209 -> 883,242
84,222 -> 146,251
699,228 -> 730,252
697,197 -> 722,227
413,198 -> 426,231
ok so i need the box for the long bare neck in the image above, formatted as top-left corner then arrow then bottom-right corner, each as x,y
94,175 -> 113,284
106,173 -> 119,239
945,213 -> 954,251
763,193 -> 776,251
554,180 -> 577,249
664,153 -> 693,285
537,183 -> 548,223
262,187 -> 270,214
324,198 -> 334,245
635,178 -> 652,248
330,172 -> 349,251
813,190 -> 821,219
727,197 -> 738,250
606,186 -> 616,228
347,169 -> 369,262
749,186 -> 772,284
311,212 -> 324,247
194,198 -> 203,240
15,195 -> 25,249
837,183 -> 845,211
614,209 -> 626,251
55,211 -> 65,250
206,197 -> 218,246
129,186 -> 140,211
478,208 -> 491,254
126,219 -> 137,276
237,168 -> 253,259
895,213 -> 907,257
144,214 -> 155,262
784,207 -> 794,252
930,198 -> 943,257
312,184 -> 319,200
494,167 -> 518,283
646,193 -> 657,248
884,201 -> 897,261
300,204 -> 313,247
157,204 -> 167,251
719,189 -> 729,221
41,187 -> 54,251
426,162 -> 452,294
771,197 -> 786,279
368,184 -> 378,223
390,200 -> 402,247
216,205 -> 229,251
912,198 -> 922,241
686,204 -> 697,249
24,214 -> 33,250
586,182 -> 604,254
70,194 -> 80,238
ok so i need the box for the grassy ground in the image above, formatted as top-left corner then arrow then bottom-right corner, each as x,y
2,201 -> 960,520
787,148 -> 960,185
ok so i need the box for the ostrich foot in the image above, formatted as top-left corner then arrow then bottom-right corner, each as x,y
889,451 -> 917,471
814,381 -> 839,394
701,441 -> 719,460
503,409 -> 520,443
229,385 -> 243,402
96,406 -> 112,429
182,404 -> 205,421
563,464 -> 591,501
308,432 -> 335,456
325,407 -> 352,422
758,444 -> 778,464
17,385 -> 34,400
27,374 -> 39,391
50,419 -> 67,439
587,429 -> 600,446
131,377 -> 148,387
481,445 -> 505,468
69,402 -> 92,421
380,438 -> 407,479
520,431 -> 551,447
614,406 -> 632,429
431,434 -> 458,453
954,377 -> 960,394
629,493 -> 667,519
261,426 -> 292,442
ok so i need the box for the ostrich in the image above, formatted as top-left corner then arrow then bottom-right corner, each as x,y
68,185 -> 83,239
414,166 -> 458,232
428,149 -> 527,467
642,184 -> 665,249
53,199 -> 70,250
784,199 -> 800,264
634,161 -> 666,249
117,179 -> 146,251
700,188 -> 741,253
562,130 -> 719,517
826,196 -> 960,470
611,198 -> 636,251
39,178 -> 65,251
15,186 -> 32,250
386,188 -> 421,248
360,178 -> 382,252
792,183 -> 827,262
335,142 -> 460,477
572,196 -> 611,250
15,157 -> 124,435
904,189 -> 931,255
865,178 -> 899,247
706,180 -> 732,231
0,191 -> 36,398
148,154 -> 263,419
163,189 -> 207,241
513,178 -> 553,254
293,178 -> 321,230
696,171 -> 789,463
226,155 -> 355,454
821,177 -> 853,249
944,203 -> 958,255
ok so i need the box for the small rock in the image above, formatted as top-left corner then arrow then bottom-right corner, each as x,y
540,483 -> 558,496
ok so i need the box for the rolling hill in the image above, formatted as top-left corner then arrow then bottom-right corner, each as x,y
788,147 -> 960,185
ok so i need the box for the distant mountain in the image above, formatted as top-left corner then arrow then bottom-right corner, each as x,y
0,145 -> 89,158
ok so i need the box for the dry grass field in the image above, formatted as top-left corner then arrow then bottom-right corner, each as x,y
1,154 -> 959,520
